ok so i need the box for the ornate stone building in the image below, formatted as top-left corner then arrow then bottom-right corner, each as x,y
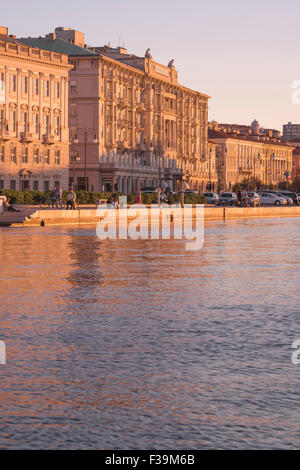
21,28 -> 210,193
209,123 -> 294,191
0,26 -> 71,191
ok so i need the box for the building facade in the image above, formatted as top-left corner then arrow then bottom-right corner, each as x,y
21,28 -> 210,193
209,125 -> 294,191
0,27 -> 71,191
282,122 -> 300,142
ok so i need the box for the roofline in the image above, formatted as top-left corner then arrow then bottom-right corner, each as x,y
209,133 -> 294,148
70,52 -> 210,98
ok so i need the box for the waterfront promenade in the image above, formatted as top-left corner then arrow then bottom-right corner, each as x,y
1,204 -> 300,227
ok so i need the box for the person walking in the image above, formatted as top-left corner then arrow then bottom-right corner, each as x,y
237,190 -> 242,207
56,186 -> 63,209
50,186 -> 57,208
136,188 -> 141,206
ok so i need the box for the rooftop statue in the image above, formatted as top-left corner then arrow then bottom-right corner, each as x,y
168,59 -> 174,68
145,48 -> 152,59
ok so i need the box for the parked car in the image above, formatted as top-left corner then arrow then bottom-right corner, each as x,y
140,186 -> 157,194
217,192 -> 238,206
203,192 -> 219,204
276,192 -> 293,205
259,192 -> 287,206
247,192 -> 260,207
184,189 -> 198,194
278,191 -> 299,205
262,190 -> 293,205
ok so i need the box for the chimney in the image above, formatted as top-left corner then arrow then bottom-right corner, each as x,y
0,26 -> 8,36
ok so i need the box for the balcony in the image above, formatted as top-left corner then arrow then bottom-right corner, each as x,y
238,166 -> 252,174
0,129 -> 10,141
136,102 -> 146,112
20,132 -> 34,143
118,119 -> 127,128
118,97 -> 128,109
43,134 -> 56,145
117,140 -> 128,150
135,122 -> 144,131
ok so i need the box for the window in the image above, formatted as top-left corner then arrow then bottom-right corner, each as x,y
33,113 -> 39,133
44,181 -> 49,191
0,145 -> 4,162
22,147 -> 28,163
21,111 -> 28,132
33,180 -> 39,190
44,80 -> 50,97
71,105 -> 77,116
33,78 -> 39,95
44,114 -> 50,134
33,148 -> 39,164
70,81 -> 77,93
44,150 -> 50,165
10,180 -> 16,190
10,146 -> 16,163
55,82 -> 60,98
10,74 -> 16,92
70,60 -> 77,71
22,76 -> 28,94
54,150 -> 60,165
0,180 -> 4,190
10,109 -> 16,131
54,116 -> 60,135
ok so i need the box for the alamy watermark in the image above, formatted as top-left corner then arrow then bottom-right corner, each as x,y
0,340 -> 6,365
291,81 -> 300,104
291,340 -> 300,364
96,197 -> 204,251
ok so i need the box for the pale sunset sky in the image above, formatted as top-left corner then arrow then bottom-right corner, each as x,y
3,0 -> 300,131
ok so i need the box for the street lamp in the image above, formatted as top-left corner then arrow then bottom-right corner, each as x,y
208,147 -> 212,191
131,149 -> 139,193
271,152 -> 275,187
70,153 -> 80,189
154,144 -> 164,189
72,127 -> 97,191
253,152 -> 262,189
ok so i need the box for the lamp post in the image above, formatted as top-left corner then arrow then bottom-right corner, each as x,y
253,152 -> 261,189
71,153 -> 80,189
123,147 -> 140,193
208,147 -> 212,191
154,144 -> 164,189
131,149 -> 138,193
271,152 -> 275,187
72,127 -> 97,191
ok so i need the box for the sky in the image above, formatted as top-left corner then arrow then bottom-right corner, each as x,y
3,0 -> 300,131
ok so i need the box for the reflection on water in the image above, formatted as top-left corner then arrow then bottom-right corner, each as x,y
0,218 -> 300,449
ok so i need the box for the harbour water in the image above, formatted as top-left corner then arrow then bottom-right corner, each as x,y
0,217 -> 300,449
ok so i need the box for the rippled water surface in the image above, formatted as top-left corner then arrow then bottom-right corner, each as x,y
0,218 -> 300,449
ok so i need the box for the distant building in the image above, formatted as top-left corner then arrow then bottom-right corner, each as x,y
292,147 -> 300,180
211,120 -> 281,139
20,28 -> 210,192
208,123 -> 293,191
0,26 -> 71,191
282,122 -> 300,142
